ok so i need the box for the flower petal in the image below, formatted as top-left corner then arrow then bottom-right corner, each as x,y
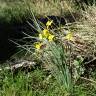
48,34 -> 55,41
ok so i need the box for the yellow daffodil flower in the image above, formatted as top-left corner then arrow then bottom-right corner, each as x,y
38,29 -> 55,42
39,29 -> 50,40
43,29 -> 50,38
48,34 -> 55,41
46,20 -> 53,29
65,32 -> 74,41
39,33 -> 43,40
35,42 -> 42,50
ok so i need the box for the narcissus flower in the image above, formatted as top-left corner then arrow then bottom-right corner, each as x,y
46,20 -> 53,29
48,34 -> 55,41
39,29 -> 50,40
34,42 -> 42,50
39,33 -> 43,40
38,29 -> 55,42
43,29 -> 50,38
65,32 -> 74,41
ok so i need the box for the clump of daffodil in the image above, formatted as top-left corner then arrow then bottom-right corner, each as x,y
65,32 -> 74,41
35,20 -> 55,51
34,42 -> 43,50
46,20 -> 53,29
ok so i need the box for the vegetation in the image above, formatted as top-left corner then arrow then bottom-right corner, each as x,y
0,0 -> 96,96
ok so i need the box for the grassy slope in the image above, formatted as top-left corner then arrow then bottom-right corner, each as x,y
0,0 -> 96,96
0,68 -> 96,96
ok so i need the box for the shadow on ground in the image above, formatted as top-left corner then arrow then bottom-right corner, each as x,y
0,14 -> 78,62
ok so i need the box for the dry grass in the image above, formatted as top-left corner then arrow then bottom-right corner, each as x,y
0,0 -> 76,17
29,0 -> 75,16
66,5 -> 96,57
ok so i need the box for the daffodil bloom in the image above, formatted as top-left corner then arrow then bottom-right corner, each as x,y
65,32 -> 74,41
48,34 -> 55,41
39,33 -> 43,40
35,42 -> 42,50
39,29 -> 50,40
43,29 -> 50,38
46,20 -> 53,29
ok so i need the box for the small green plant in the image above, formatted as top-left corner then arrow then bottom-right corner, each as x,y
45,42 -> 73,94
30,17 -> 75,95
